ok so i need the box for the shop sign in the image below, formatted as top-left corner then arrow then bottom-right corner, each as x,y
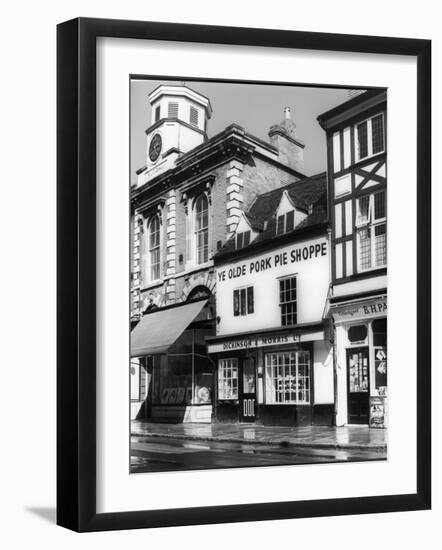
369,396 -> 386,429
216,240 -> 327,284
331,297 -> 387,323
207,333 -> 301,354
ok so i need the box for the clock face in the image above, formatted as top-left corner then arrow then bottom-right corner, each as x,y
149,133 -> 162,162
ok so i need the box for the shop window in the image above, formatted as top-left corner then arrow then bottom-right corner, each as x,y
348,324 -> 368,343
233,286 -> 254,316
194,194 -> 209,264
147,214 -> 161,281
373,318 -> 387,393
276,210 -> 295,235
279,276 -> 297,326
152,328 -> 213,405
218,358 -> 238,400
356,112 -> 385,160
235,230 -> 251,249
130,360 -> 141,401
356,191 -> 386,271
265,351 -> 310,404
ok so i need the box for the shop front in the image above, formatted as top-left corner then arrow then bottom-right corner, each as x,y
207,325 -> 334,426
331,295 -> 387,428
130,298 -> 215,423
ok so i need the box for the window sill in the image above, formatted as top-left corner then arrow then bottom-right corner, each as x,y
264,402 -> 311,406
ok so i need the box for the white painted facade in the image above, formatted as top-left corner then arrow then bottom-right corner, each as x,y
210,231 -> 335,421
215,235 -> 330,336
136,85 -> 212,187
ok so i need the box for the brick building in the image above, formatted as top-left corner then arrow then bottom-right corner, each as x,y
130,84 -> 307,423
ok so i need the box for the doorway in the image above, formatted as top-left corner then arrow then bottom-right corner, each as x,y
347,348 -> 369,424
240,357 -> 256,422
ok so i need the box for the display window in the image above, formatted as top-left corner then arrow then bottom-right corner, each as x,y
151,327 -> 213,405
218,358 -> 239,400
265,350 -> 310,404
372,318 -> 387,394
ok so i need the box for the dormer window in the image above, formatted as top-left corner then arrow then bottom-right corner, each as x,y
276,210 -> 295,235
235,230 -> 251,249
168,102 -> 179,118
190,106 -> 199,127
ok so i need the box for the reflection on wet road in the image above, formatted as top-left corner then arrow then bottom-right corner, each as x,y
130,435 -> 386,474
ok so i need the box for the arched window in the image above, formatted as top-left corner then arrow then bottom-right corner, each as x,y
194,194 -> 209,264
148,215 -> 161,280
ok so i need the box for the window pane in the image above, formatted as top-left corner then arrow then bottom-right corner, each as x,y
286,210 -> 294,232
243,230 -> 251,246
372,114 -> 384,154
233,289 -> 240,316
372,318 -> 387,346
240,288 -> 246,316
219,359 -> 238,399
357,121 -> 368,158
155,106 -> 161,122
280,277 -> 296,325
358,227 -> 372,269
277,214 -> 285,235
195,195 -> 209,265
357,195 -> 370,225
348,324 -> 367,342
374,223 -> 386,266
236,232 -> 243,249
247,286 -> 254,314
149,216 -> 161,280
374,191 -> 386,220
265,351 -> 310,404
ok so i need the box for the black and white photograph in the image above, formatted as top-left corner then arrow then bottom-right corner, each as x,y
129,79 -> 388,474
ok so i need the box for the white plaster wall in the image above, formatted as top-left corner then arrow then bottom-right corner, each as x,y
313,340 -> 334,404
146,121 -> 205,164
333,274 -> 387,298
216,235 -> 329,335
335,323 -> 349,426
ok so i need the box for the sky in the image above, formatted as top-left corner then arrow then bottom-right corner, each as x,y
130,79 -> 361,186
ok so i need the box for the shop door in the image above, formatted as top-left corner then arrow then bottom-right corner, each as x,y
347,348 -> 369,424
240,358 -> 256,422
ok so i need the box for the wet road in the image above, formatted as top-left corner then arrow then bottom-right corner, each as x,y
130,435 -> 386,473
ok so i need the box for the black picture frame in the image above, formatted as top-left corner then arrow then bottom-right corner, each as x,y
57,17 -> 431,532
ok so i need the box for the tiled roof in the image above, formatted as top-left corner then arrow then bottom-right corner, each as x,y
215,172 -> 328,259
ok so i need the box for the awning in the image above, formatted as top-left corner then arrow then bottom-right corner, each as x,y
131,299 -> 207,357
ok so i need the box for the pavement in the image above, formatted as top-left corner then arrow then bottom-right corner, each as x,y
131,420 -> 387,451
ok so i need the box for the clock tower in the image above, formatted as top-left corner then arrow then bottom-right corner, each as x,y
138,84 -> 213,186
